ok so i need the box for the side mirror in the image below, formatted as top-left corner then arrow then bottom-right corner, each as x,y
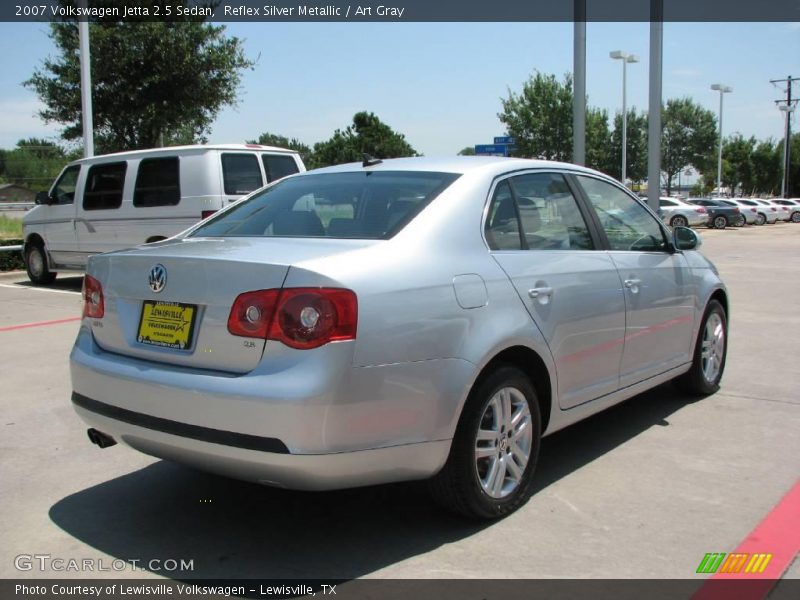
35,191 -> 51,205
673,226 -> 702,251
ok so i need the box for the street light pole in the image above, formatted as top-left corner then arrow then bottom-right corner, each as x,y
610,51 -> 639,187
779,104 -> 797,198
710,84 -> 732,196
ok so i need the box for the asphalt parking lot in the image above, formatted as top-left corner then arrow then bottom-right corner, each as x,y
0,224 -> 798,584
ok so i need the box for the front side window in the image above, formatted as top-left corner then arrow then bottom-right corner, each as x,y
83,162 -> 126,211
191,171 -> 460,240
577,175 -> 666,252
51,165 -> 80,205
134,157 -> 180,207
222,153 -> 263,195
262,154 -> 300,183
485,173 -> 594,251
660,199 -> 677,207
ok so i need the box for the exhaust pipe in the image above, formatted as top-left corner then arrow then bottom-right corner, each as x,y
87,428 -> 117,449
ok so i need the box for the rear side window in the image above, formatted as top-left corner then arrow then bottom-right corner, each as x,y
262,154 -> 299,183
485,173 -> 594,251
222,153 -> 263,195
134,157 -> 180,207
191,171 -> 460,240
83,162 -> 126,211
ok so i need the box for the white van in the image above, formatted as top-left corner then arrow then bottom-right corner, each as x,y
22,144 -> 306,284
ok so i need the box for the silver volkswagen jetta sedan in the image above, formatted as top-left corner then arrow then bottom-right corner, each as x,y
70,156 -> 728,519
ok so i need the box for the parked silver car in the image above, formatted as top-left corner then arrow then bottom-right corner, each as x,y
719,199 -> 759,225
658,197 -> 708,227
70,157 -> 729,519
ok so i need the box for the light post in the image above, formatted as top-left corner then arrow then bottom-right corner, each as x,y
610,51 -> 639,187
710,84 -> 733,196
779,104 -> 796,197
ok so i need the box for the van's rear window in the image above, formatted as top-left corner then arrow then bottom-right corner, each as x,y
190,171 -> 460,240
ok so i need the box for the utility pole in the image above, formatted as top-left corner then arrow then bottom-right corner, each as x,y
771,75 -> 797,198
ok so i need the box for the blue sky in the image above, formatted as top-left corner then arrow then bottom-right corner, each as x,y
0,21 -> 797,155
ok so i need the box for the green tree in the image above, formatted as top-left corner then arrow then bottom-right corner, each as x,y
751,139 -> 782,196
1,138 -> 69,190
25,1 -> 253,153
720,135 -> 756,195
311,112 -> 417,168
585,107 -> 613,175
458,146 -> 476,156
661,98 -> 718,196
789,133 -> 800,197
608,109 -> 648,184
249,133 -> 312,161
499,71 -> 573,161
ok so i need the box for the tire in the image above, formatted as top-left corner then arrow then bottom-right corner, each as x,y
734,216 -> 745,227
670,215 -> 688,228
712,215 -> 728,229
675,300 -> 727,396
791,211 -> 800,223
755,213 -> 766,226
24,243 -> 57,285
429,365 -> 542,520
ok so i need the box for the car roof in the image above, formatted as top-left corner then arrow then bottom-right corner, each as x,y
69,143 -> 299,165
307,155 -> 609,179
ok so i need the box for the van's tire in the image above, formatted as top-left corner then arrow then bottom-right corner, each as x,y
429,365 -> 541,520
24,243 -> 56,285
675,300 -> 727,396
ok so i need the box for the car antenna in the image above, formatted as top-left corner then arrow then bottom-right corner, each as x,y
362,153 -> 383,167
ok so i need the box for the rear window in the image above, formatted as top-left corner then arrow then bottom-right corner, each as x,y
83,162 -> 126,210
190,171 -> 460,240
134,157 -> 180,207
262,154 -> 299,183
222,153 -> 263,195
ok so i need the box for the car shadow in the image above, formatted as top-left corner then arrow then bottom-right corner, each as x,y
49,382 -> 692,580
11,275 -> 84,292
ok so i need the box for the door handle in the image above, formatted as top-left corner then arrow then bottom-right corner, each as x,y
624,278 -> 641,293
528,287 -> 554,299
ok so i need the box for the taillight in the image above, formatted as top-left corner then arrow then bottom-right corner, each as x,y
696,207 -> 707,213
82,275 -> 104,319
201,210 -> 217,219
228,288 -> 357,350
733,207 -> 740,212
751,208 -> 757,213
227,289 -> 280,338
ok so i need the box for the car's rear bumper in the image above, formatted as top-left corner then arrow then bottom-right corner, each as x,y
70,325 -> 468,489
73,394 -> 450,490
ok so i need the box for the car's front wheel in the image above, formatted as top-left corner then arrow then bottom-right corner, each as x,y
675,300 -> 727,396
430,365 -> 541,519
24,243 -> 56,285
755,213 -> 767,225
791,211 -> 800,223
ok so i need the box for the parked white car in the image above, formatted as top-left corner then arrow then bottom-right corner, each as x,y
22,144 -> 306,284
658,197 -> 708,227
718,199 -> 759,225
772,199 -> 800,223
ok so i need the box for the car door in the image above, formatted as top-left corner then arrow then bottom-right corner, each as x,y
486,171 -> 626,409
574,175 -> 696,388
43,164 -> 81,267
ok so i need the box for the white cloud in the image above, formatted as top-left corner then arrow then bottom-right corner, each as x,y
0,98 -> 61,149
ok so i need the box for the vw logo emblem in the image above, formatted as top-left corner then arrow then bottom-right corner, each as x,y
148,264 -> 167,293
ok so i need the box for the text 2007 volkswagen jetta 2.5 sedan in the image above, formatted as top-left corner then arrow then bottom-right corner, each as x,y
70,156 -> 728,519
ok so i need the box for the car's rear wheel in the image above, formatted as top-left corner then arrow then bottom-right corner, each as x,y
670,215 -> 688,228
712,215 -> 728,229
755,213 -> 766,225
24,243 -> 56,285
791,211 -> 800,223
675,300 -> 727,396
429,365 -> 541,520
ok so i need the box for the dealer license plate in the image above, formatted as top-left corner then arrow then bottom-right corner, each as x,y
137,301 -> 197,350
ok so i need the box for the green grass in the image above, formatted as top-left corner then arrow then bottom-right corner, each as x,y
0,214 -> 23,239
